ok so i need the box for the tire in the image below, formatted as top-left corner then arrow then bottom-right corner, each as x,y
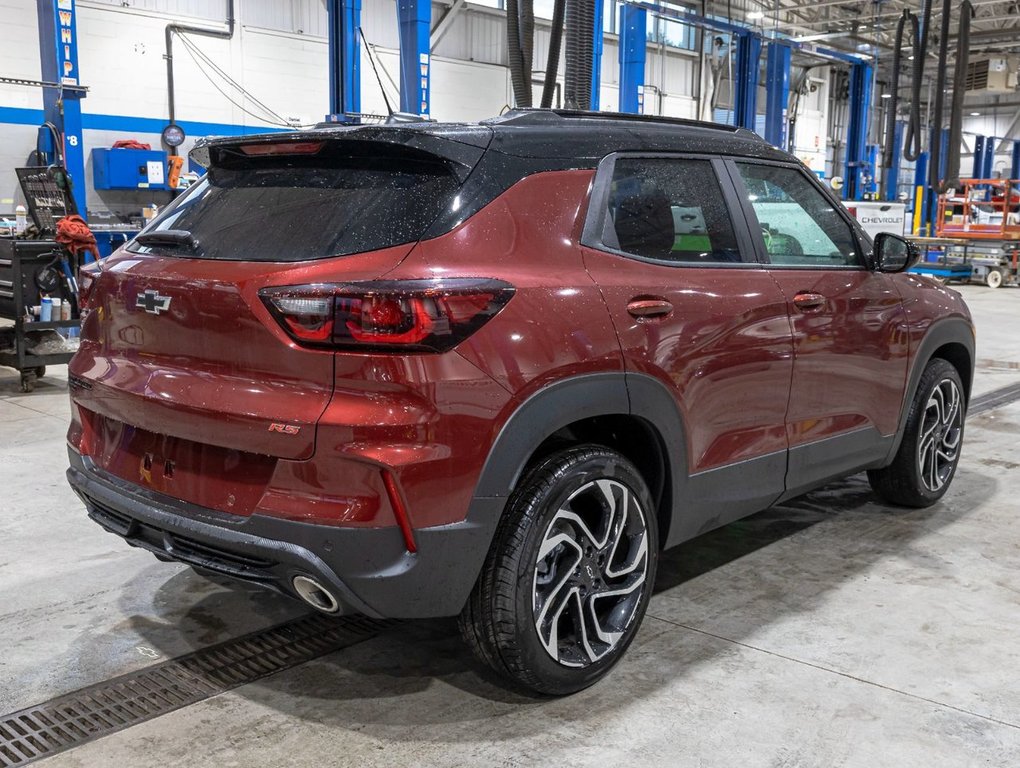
459,445 -> 658,695
868,358 -> 965,507
35,366 -> 46,379
985,267 -> 1004,289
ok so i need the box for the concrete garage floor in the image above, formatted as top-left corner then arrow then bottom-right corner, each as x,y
2,284 -> 1019,767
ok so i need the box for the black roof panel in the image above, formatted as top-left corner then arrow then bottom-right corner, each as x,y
194,109 -> 789,167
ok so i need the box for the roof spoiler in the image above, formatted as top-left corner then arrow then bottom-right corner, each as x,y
487,108 -> 759,139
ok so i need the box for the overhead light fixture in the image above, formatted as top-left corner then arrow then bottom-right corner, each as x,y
970,111 -> 981,116
748,10 -> 764,20
881,93 -> 892,99
908,55 -> 915,60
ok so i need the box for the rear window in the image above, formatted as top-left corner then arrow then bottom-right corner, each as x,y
128,143 -> 460,262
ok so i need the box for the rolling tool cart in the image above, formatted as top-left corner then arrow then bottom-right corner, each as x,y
0,239 -> 82,392
1,167 -> 83,392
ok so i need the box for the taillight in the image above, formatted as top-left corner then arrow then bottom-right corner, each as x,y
259,279 -> 514,352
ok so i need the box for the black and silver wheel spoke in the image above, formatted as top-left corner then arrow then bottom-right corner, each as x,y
532,478 -> 648,668
918,378 -> 964,493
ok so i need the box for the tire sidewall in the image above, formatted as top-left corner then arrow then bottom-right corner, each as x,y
507,449 -> 659,695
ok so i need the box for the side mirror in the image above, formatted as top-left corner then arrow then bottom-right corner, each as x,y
873,232 -> 920,273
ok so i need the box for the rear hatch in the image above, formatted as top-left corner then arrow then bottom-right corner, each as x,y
70,126 -> 489,511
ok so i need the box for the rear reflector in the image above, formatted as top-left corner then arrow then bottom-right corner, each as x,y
382,471 -> 417,553
259,279 -> 514,353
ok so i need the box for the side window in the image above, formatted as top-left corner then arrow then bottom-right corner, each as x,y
735,163 -> 862,267
602,158 -> 742,264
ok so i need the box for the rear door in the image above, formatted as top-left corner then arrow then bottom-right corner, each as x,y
726,160 -> 909,496
580,153 -> 794,545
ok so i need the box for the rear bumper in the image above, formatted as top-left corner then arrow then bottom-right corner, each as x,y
67,448 -> 503,619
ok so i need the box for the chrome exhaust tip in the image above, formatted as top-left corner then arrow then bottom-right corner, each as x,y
292,575 -> 340,614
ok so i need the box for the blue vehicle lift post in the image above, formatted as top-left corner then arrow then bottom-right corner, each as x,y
972,135 -> 986,179
1012,140 -> 1020,180
982,136 -> 995,179
619,4 -> 647,114
36,0 -> 87,216
327,0 -> 361,121
764,42 -> 791,148
590,0 -> 605,110
734,32 -> 761,131
843,60 -> 873,201
925,128 -> 950,234
397,0 -> 430,117
912,151 -> 928,235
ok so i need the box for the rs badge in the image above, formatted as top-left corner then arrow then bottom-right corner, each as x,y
136,289 -> 172,315
268,423 -> 301,435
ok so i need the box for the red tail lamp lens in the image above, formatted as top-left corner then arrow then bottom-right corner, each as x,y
260,279 -> 514,352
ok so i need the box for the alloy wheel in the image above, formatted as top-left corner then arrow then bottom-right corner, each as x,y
532,478 -> 649,668
917,378 -> 963,493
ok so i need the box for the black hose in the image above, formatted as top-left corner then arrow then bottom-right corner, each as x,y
881,12 -> 913,196
945,1 -> 972,187
563,0 -> 580,109
506,0 -> 528,108
520,0 -> 534,107
563,0 -> 579,109
903,0 -> 932,161
165,0 -> 235,155
541,0 -> 566,108
928,0 -> 953,196
580,0 -> 594,108
563,0 -> 593,109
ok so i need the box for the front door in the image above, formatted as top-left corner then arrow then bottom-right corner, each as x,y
727,160 -> 909,496
580,154 -> 795,545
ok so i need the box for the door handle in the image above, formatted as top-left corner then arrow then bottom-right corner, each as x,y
627,298 -> 673,319
792,292 -> 827,311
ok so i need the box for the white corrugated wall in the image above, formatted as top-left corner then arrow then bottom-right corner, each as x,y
0,0 -> 790,214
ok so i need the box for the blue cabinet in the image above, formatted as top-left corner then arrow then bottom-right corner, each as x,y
92,148 -> 169,190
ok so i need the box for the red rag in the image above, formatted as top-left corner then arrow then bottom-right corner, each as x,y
112,139 -> 152,150
56,215 -> 101,263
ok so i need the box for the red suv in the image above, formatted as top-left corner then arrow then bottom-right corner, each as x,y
67,110 -> 974,694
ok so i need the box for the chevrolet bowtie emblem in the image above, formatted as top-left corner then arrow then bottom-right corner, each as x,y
136,289 -> 172,315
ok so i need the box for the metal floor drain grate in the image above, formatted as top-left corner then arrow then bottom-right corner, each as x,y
970,382 -> 1020,416
0,614 -> 393,766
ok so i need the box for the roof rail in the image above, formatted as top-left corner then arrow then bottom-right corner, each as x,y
486,108 -> 752,135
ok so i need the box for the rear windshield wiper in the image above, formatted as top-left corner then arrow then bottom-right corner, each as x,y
134,230 -> 200,249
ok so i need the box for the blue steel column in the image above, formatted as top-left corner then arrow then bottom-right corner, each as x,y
925,128 -> 951,234
884,120 -> 904,202
37,0 -> 86,215
327,0 -> 361,120
972,135 -> 985,179
843,60 -> 873,201
764,42 -> 791,148
398,0 -> 430,117
619,4 -> 647,114
590,0 -> 605,110
912,151 -> 928,235
734,33 -> 761,130
1012,140 -> 1020,180
982,136 -> 995,178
